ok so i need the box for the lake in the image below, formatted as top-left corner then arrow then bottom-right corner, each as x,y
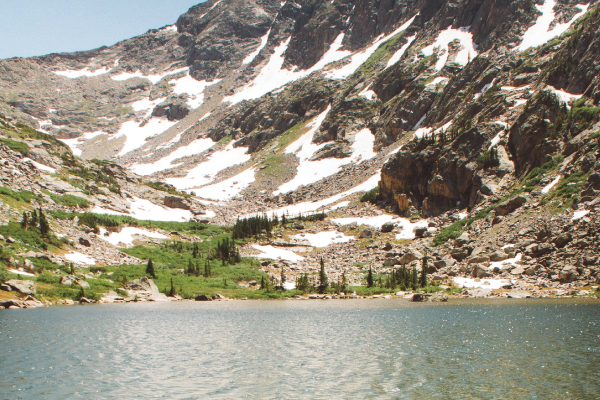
1,299 -> 599,399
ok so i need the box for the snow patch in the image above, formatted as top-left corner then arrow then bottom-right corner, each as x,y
8,269 -> 35,277
386,35 -> 417,69
331,214 -> 428,240
129,138 -> 215,176
23,158 -> 56,173
327,15 -> 417,79
242,29 -> 271,64
422,26 -> 477,70
115,118 -> 177,156
65,252 -> 96,266
453,277 -> 511,290
191,168 -> 256,201
166,141 -> 251,190
250,245 -> 304,262
98,227 -> 169,247
111,67 -> 189,84
541,175 -> 561,194
293,231 -> 355,247
517,0 -> 589,51
425,77 -> 449,87
169,73 -> 220,109
572,209 -> 590,220
92,197 -> 193,222
546,85 -> 583,109
54,66 -> 112,78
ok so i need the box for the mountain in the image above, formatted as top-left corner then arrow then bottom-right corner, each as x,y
1,0 -> 599,304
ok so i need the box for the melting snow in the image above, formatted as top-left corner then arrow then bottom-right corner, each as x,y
240,172 -> 380,219
8,269 -> 35,277
386,35 -> 417,69
111,67 -> 189,84
327,15 -> 417,79
517,0 -> 589,51
92,197 -> 193,222
130,138 -> 215,175
250,245 -> 304,262
98,227 -> 169,247
192,168 -> 256,201
275,108 -> 376,194
422,26 -> 477,70
65,252 -> 96,265
115,118 -> 177,156
425,77 -> 450,87
359,86 -> 377,100
54,66 -> 112,78
293,231 -> 355,247
23,158 -> 56,173
166,141 -> 251,190
226,32 -> 350,105
453,277 -> 511,290
331,214 -> 428,240
541,175 -> 561,194
489,253 -> 522,271
168,73 -> 220,109
546,85 -> 583,109
572,209 -> 590,220
242,29 -> 271,64
58,130 -> 107,157
489,130 -> 505,149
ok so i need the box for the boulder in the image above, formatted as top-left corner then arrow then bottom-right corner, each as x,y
430,291 -> 448,302
398,249 -> 422,264
559,266 -> 578,282
60,275 -> 77,285
489,251 -> 508,262
413,227 -> 428,238
468,288 -> 492,298
195,294 -> 213,301
359,228 -> 373,238
468,255 -> 490,264
78,280 -> 91,289
381,222 -> 394,233
495,195 -> 527,216
510,267 -> 525,275
409,293 -> 428,302
5,279 -> 35,295
124,277 -> 160,295
212,294 -> 226,300
552,233 -> 573,248
454,232 -> 470,247
508,290 -> 531,299
78,237 -> 91,247
451,248 -> 469,261
163,195 -> 191,210
383,257 -> 400,266
474,265 -> 492,278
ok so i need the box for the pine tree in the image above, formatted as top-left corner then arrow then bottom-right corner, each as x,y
260,275 -> 266,290
30,209 -> 38,227
38,208 -> 50,236
146,259 -> 156,279
168,277 -> 176,297
367,267 -> 374,288
318,258 -> 329,294
20,211 -> 28,229
411,266 -> 418,290
341,271 -> 347,293
280,265 -> 286,289
77,285 -> 85,300
420,252 -> 428,288
70,262 -> 75,276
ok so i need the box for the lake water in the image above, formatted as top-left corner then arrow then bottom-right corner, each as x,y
1,299 -> 599,399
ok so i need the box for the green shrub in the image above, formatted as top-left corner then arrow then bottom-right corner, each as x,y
49,194 -> 91,208
0,138 -> 29,155
0,186 -> 43,203
360,186 -> 380,204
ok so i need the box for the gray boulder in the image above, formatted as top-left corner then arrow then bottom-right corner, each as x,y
381,222 -> 394,233
430,291 -> 449,302
5,280 -> 36,295
489,251 -> 508,262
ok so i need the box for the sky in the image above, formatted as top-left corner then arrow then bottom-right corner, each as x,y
0,0 -> 206,59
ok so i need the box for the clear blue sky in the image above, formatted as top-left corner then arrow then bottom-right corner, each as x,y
0,0 -> 206,59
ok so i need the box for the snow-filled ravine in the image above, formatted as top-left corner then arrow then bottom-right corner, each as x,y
165,141 -> 252,191
517,0 -> 589,52
274,107 -> 376,195
129,138 -> 215,176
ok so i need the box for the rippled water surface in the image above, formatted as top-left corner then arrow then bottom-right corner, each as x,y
1,299 -> 599,399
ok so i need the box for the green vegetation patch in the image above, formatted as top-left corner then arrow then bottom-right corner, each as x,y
0,186 -> 43,204
48,193 -> 91,208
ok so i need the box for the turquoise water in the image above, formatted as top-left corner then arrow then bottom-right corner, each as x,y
1,299 -> 599,399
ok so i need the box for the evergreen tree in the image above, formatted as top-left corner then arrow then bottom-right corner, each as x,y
70,262 -> 75,276
341,271 -> 347,293
260,275 -> 266,290
411,266 -> 418,290
20,211 -> 28,229
168,277 -> 176,297
420,252 -> 428,288
280,265 -> 286,289
318,258 -> 329,294
30,209 -> 38,228
204,259 -> 211,277
38,208 -> 51,236
146,259 -> 156,279
367,267 -> 374,288
77,285 -> 85,300
187,259 -> 193,275
296,274 -> 309,292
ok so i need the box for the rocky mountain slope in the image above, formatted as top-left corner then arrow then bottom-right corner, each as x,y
1,0 -> 600,304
